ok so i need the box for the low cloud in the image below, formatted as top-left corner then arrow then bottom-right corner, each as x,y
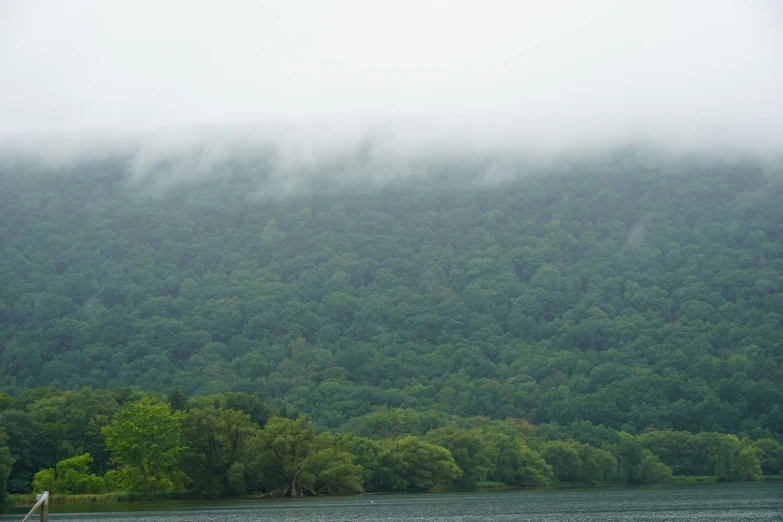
0,0 -> 782,186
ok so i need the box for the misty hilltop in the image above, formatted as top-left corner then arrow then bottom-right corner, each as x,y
1,150 -> 782,435
2,1 -> 782,153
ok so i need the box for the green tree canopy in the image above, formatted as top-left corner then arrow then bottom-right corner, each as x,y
101,398 -> 185,496
31,453 -> 105,494
248,416 -> 363,497
0,427 -> 13,504
180,407 -> 258,496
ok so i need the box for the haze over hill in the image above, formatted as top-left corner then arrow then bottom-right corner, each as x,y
1,0 -> 782,164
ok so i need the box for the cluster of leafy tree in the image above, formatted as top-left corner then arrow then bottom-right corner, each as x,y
1,389 -> 781,501
340,407 -> 783,484
31,453 -> 107,494
0,151 -> 782,462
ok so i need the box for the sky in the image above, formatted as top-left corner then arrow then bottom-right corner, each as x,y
1,0 -> 782,155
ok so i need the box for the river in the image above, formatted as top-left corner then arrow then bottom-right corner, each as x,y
2,483 -> 781,521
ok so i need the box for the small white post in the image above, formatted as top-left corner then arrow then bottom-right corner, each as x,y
21,491 -> 48,522
40,491 -> 49,522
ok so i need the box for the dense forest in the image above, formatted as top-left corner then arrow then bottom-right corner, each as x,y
1,388 -> 781,501
1,148 -> 782,497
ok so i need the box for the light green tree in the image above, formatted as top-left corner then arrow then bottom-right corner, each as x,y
102,398 -> 185,496
488,432 -> 555,487
369,436 -> 462,491
738,448 -> 762,481
32,453 -> 105,494
636,452 -> 674,484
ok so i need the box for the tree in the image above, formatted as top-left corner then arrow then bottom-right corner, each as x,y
219,393 -> 274,428
615,432 -> 672,484
248,416 -> 315,497
0,427 -> 13,504
180,407 -> 259,495
31,453 -> 105,494
248,416 -> 363,497
540,440 -> 617,484
101,398 -> 185,496
752,439 -> 783,475
636,452 -> 674,484
490,434 -> 555,487
576,444 -> 618,484
542,441 -> 583,483
424,427 -> 497,488
737,448 -> 762,481
695,433 -> 740,481
300,446 -> 364,495
368,436 -> 462,491
167,388 -> 187,412
0,409 -> 42,494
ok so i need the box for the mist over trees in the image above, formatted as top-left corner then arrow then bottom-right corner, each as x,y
0,148 -> 782,497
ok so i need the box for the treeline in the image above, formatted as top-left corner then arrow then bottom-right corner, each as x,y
1,388 -> 782,501
1,151 -> 782,437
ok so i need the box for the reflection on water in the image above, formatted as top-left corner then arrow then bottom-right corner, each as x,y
2,483 -> 781,521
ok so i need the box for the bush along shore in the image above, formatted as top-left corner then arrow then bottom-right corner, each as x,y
1,389 -> 781,504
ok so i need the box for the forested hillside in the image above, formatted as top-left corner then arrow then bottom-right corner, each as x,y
1,149 -> 782,438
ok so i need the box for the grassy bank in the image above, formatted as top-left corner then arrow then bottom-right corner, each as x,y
476,481 -> 509,489
6,477 -> 781,507
7,493 -> 123,506
4,490 -> 202,507
671,476 -> 719,484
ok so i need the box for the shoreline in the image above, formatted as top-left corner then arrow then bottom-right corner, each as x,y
5,477 -> 781,508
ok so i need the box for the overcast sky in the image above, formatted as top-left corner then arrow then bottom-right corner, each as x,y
1,0 -> 782,153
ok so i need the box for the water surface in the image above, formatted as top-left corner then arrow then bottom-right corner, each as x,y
3,483 -> 781,521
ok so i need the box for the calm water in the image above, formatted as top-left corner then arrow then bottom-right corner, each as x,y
2,483 -> 781,521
